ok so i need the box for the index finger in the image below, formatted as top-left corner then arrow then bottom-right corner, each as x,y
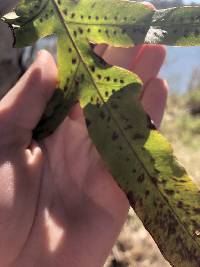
94,1 -> 155,58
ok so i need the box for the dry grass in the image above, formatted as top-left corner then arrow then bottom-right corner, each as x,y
161,92 -> 200,183
105,209 -> 171,267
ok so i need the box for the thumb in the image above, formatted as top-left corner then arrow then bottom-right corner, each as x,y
0,50 -> 58,132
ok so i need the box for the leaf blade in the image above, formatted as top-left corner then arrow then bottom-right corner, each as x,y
82,84 -> 200,267
2,1 -> 200,266
147,7 -> 200,45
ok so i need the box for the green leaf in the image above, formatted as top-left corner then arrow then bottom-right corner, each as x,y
2,1 -> 200,266
84,84 -> 200,267
4,0 -> 155,137
149,7 -> 200,46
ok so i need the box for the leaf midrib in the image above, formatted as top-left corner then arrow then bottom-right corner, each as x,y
52,0 -> 200,250
51,0 -> 155,181
65,60 -> 81,99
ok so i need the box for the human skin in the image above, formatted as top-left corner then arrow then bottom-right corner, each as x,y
0,2 -> 168,267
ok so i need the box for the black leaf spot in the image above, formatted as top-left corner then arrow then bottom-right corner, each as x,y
63,9 -> 68,15
105,91 -> 109,97
85,118 -> 91,127
72,58 -> 77,64
71,13 -> 75,18
137,174 -> 145,183
75,79 -> 79,86
164,189 -> 175,196
124,124 -> 132,130
193,208 -> 200,214
177,201 -> 183,208
145,190 -> 150,198
78,27 -> 83,34
90,65 -> 95,72
112,132 -> 119,141
151,176 -> 157,185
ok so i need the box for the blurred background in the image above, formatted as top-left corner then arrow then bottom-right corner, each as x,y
0,0 -> 200,266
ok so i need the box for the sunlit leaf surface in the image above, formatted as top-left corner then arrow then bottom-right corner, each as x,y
2,1 -> 200,266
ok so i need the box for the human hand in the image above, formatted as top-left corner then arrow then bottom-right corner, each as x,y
0,3 -> 168,267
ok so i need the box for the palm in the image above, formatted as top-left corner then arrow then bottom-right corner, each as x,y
42,113 -> 119,218
0,45 -> 168,267
11,113 -> 127,267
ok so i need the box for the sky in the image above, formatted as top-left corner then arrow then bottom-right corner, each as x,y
159,47 -> 200,93
183,0 -> 200,3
